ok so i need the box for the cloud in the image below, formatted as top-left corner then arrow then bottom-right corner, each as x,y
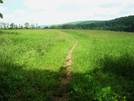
93,7 -> 120,15
4,9 -> 92,25
23,0 -> 61,11
23,0 -> 110,11
0,6 -> 7,13
1,0 -> 134,25
1,14 -> 16,23
14,10 -> 26,16
4,0 -> 18,2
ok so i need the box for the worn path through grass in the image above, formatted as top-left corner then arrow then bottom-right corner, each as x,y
52,38 -> 78,101
62,30 -> 134,101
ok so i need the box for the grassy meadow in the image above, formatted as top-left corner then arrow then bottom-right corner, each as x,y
0,30 -> 75,101
63,30 -> 134,101
0,29 -> 134,101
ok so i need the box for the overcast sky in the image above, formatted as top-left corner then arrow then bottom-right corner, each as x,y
0,0 -> 134,25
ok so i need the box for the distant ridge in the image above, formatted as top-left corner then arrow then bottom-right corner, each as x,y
41,15 -> 134,32
65,20 -> 104,25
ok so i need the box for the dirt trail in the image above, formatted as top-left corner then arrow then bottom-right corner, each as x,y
52,40 -> 78,101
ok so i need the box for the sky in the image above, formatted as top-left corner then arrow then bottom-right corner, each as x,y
0,0 -> 134,25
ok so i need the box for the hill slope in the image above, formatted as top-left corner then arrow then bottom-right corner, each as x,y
49,15 -> 134,32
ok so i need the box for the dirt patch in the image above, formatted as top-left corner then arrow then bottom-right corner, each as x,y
52,41 -> 78,101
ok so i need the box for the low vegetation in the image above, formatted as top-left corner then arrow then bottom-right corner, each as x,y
63,30 -> 134,101
0,29 -> 134,101
0,30 -> 74,101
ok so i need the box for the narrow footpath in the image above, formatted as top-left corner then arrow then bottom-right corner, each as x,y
52,40 -> 78,101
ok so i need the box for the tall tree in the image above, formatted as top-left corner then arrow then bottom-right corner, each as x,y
10,23 -> 15,29
36,23 -> 38,29
0,0 -> 3,18
7,23 -> 9,29
0,22 -> 2,29
31,23 -> 35,29
3,22 -> 6,29
15,24 -> 18,29
25,22 -> 29,29
0,0 -> 3,3
0,22 -> 5,29
20,25 -> 23,29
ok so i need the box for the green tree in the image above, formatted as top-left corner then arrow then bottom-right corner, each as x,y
0,0 -> 3,18
25,22 -> 29,29
50,25 -> 58,29
6,23 -> 9,29
44,26 -> 49,29
10,23 -> 15,29
21,25 -> 23,29
0,22 -> 2,29
0,22 -> 6,29
15,24 -> 18,29
36,23 -> 38,29
3,22 -> 6,29
31,23 -> 35,29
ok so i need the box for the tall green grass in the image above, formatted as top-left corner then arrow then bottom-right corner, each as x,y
0,30 -> 74,101
0,29 -> 134,101
63,30 -> 134,101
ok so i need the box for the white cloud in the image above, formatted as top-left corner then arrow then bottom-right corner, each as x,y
4,0 -> 18,2
23,0 -> 112,11
14,10 -> 26,16
1,0 -> 134,25
0,6 -> 7,13
0,14 -> 16,23
23,0 -> 61,11
93,7 -> 120,16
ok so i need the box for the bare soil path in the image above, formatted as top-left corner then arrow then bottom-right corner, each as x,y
52,40 -> 78,101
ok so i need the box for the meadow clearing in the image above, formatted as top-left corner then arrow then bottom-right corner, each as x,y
0,29 -> 134,101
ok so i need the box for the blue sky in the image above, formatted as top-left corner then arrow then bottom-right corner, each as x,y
0,0 -> 134,25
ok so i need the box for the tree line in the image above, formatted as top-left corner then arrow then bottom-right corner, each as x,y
0,0 -> 39,29
49,15 -> 134,32
0,22 -> 40,29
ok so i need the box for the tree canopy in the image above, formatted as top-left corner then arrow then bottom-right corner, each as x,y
0,0 -> 3,18
0,0 -> 3,3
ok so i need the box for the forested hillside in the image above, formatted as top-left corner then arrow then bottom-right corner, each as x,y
50,15 -> 134,32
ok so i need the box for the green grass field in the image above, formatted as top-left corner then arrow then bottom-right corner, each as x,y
0,30 -> 75,101
0,29 -> 134,101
